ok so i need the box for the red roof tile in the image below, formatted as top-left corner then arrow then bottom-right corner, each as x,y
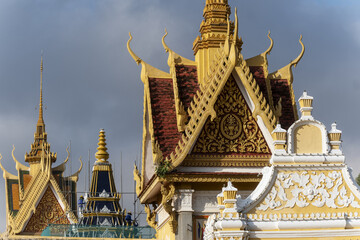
249,66 -> 296,129
175,65 -> 200,110
270,79 -> 296,129
148,78 -> 182,157
249,66 -> 269,102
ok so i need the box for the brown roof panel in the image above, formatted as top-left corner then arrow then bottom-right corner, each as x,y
175,64 -> 200,110
249,66 -> 296,129
270,79 -> 296,129
148,78 -> 182,157
249,66 -> 269,103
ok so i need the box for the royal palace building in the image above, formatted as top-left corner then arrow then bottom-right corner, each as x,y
2,0 -> 360,240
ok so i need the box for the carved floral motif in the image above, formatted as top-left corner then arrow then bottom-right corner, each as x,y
257,170 -> 360,211
192,76 -> 270,154
23,187 -> 69,233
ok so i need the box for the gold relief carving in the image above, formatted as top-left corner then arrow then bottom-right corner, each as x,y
153,140 -> 164,165
23,187 -> 69,233
133,164 -> 143,196
192,76 -> 270,154
145,203 -> 157,229
161,184 -> 177,233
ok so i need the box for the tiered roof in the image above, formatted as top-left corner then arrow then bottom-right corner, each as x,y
129,0 -> 305,210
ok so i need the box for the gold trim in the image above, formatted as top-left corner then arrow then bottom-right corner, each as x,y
181,161 -> 269,167
165,174 -> 261,183
92,164 -> 111,171
87,197 -> 120,202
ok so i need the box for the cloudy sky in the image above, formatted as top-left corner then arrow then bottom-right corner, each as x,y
0,0 -> 360,231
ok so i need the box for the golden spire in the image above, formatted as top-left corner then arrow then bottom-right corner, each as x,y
37,53 -> 45,132
95,129 -> 109,162
25,53 -> 56,165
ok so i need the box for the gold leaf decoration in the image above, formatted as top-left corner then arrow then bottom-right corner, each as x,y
23,187 -> 69,233
192,75 -> 270,155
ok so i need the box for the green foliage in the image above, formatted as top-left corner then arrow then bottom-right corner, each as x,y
155,160 -> 171,178
356,173 -> 360,186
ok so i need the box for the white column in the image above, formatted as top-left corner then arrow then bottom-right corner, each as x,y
176,189 -> 194,240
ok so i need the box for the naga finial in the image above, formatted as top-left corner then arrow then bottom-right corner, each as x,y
0,153 -> 17,179
224,14 -> 230,56
290,35 -> 305,68
265,31 -> 274,56
74,157 -> 83,176
162,28 -> 170,53
127,32 -> 142,65
233,7 -> 238,45
12,145 -> 29,171
67,157 -> 83,182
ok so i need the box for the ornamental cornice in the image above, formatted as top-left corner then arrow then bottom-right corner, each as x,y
165,174 -> 261,183
181,160 -> 268,168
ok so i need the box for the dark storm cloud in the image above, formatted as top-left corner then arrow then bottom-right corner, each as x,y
0,0 -> 359,230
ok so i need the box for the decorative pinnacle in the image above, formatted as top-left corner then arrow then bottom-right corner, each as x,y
95,129 -> 109,162
37,53 -> 44,126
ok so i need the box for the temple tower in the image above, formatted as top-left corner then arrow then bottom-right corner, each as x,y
80,129 -> 123,226
193,0 -> 242,84
0,56 -> 82,236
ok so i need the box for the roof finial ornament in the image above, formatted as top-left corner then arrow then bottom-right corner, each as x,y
127,32 -> 142,65
233,7 -> 238,45
290,35 -> 305,68
162,28 -> 170,53
265,31 -> 274,56
224,14 -> 231,56
38,51 -> 45,126
95,129 -> 109,162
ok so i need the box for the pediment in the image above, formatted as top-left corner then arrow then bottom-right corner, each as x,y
187,75 -> 271,166
23,186 -> 70,233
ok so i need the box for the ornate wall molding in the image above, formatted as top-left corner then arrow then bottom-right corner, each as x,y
256,170 -> 360,212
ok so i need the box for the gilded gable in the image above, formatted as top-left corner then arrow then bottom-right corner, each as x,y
191,75 -> 271,156
23,187 -> 69,233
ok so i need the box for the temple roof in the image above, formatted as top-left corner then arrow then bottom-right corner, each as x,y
129,1 -> 305,202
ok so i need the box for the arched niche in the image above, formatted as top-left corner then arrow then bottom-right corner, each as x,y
288,120 -> 328,154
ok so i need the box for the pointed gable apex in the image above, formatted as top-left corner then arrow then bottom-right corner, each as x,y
188,74 -> 271,166
23,185 -> 70,234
